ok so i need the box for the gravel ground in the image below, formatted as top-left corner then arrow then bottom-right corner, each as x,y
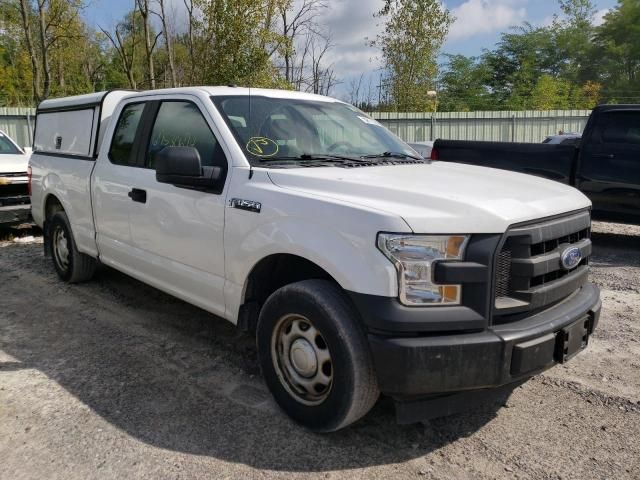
0,221 -> 639,480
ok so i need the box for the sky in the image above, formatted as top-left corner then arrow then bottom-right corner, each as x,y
85,0 -> 619,97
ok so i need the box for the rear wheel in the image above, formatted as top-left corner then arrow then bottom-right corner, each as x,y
257,279 -> 379,432
47,211 -> 96,283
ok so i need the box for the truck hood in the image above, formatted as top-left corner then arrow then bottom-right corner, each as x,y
266,162 -> 591,233
0,153 -> 29,174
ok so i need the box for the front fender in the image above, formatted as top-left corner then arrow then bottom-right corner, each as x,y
224,214 -> 406,321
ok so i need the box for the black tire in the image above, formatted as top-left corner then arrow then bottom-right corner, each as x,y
47,211 -> 97,283
257,279 -> 379,432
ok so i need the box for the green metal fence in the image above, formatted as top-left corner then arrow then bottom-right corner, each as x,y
0,107 -> 591,148
371,110 -> 591,143
0,107 -> 35,148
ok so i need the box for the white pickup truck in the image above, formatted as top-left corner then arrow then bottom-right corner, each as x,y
29,87 -> 601,431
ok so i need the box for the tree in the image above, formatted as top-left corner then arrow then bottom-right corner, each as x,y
372,0 -> 452,111
437,0 -> 606,111
7,0 -> 100,102
530,74 -> 570,110
155,0 -> 176,87
308,31 -> 337,95
278,0 -> 326,85
553,0 -> 597,84
482,23 -> 563,109
186,0 -> 288,87
135,0 -> 159,89
0,3 -> 34,105
13,0 -> 85,101
593,0 -> 640,102
438,55 -> 491,111
100,10 -> 141,89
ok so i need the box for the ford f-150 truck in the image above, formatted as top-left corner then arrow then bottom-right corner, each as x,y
29,87 -> 601,432
0,130 -> 31,225
430,105 -> 640,224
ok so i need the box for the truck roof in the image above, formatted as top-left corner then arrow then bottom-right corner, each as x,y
36,87 -> 339,114
593,104 -> 640,113
126,86 -> 338,102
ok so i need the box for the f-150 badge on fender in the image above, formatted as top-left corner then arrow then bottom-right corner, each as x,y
230,198 -> 261,213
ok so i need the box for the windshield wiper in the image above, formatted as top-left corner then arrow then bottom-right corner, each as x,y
359,151 -> 424,161
261,153 -> 369,163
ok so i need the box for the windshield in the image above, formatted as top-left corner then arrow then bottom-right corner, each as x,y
0,133 -> 21,155
211,95 -> 415,164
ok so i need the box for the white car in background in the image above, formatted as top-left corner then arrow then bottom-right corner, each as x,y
542,133 -> 582,145
408,141 -> 434,158
0,130 -> 31,225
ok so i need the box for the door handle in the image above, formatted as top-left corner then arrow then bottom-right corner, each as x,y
593,153 -> 615,159
128,188 -> 147,203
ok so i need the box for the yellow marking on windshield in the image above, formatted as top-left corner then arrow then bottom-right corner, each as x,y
247,137 -> 279,157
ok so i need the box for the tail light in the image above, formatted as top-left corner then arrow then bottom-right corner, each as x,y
27,166 -> 32,196
430,147 -> 439,161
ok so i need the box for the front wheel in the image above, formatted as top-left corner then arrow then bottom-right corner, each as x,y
257,279 -> 379,432
47,211 -> 97,283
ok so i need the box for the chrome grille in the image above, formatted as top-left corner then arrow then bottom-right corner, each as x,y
494,210 -> 592,322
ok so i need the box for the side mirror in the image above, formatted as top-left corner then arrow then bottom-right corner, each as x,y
155,146 -> 221,189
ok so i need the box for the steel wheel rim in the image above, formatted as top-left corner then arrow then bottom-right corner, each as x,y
271,314 -> 333,406
52,225 -> 70,272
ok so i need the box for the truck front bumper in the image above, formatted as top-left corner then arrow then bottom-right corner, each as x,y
363,283 -> 601,401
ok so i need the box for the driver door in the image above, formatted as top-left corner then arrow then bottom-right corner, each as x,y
126,95 -> 230,317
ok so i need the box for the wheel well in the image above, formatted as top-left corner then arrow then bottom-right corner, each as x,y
238,254 -> 337,334
43,195 -> 64,256
44,195 -> 64,220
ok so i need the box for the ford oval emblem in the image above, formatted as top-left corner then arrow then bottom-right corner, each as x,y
560,246 -> 582,270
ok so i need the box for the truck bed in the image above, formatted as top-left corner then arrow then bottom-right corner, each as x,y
432,140 -> 578,184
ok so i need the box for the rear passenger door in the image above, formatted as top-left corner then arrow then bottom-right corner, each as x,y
93,101 -> 148,261
126,96 -> 230,317
578,110 -> 640,218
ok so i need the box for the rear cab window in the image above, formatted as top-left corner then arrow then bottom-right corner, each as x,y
109,103 -> 146,166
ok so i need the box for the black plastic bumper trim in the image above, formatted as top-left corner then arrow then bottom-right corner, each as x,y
394,381 -> 526,424
347,291 -> 486,334
433,261 -> 487,283
368,282 -> 601,397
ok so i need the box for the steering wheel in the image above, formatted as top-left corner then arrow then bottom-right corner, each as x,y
327,141 -> 355,153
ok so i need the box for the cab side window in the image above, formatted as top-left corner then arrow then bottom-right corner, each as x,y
600,112 -> 640,146
146,101 -> 227,172
109,103 -> 145,166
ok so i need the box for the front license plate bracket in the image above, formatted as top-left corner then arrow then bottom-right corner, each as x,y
556,317 -> 590,363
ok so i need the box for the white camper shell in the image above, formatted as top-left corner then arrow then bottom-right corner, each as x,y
35,90 -> 134,159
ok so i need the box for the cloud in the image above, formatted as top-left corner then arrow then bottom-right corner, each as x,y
316,0 -> 385,78
593,8 -> 609,26
447,0 -> 527,41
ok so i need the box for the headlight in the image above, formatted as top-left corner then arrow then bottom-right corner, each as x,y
377,234 -> 469,306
